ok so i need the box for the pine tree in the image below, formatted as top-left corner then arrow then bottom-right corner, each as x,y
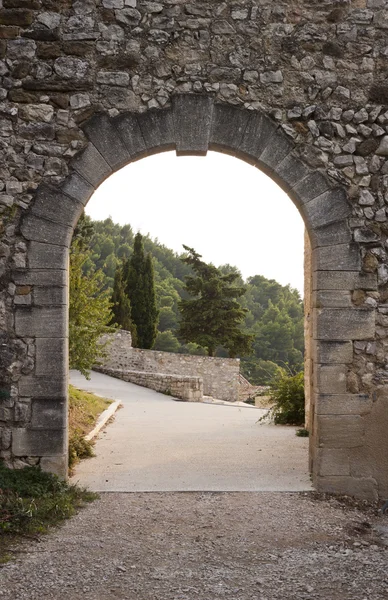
110,261 -> 138,345
178,246 -> 253,357
125,233 -> 158,349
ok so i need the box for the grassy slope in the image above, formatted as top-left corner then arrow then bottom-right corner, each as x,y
68,384 -> 112,469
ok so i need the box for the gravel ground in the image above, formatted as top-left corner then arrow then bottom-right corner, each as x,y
1,492 -> 388,600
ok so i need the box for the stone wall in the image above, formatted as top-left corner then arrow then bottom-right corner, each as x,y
96,366 -> 203,402
99,331 -> 240,402
1,0 -> 388,498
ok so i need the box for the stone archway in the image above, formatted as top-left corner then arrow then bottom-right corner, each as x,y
1,1 -> 388,500
8,94 -> 377,498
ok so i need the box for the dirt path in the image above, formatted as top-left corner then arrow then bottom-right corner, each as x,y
70,371 -> 311,492
1,492 -> 387,600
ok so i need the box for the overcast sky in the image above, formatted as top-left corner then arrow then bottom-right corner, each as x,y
86,151 -> 306,296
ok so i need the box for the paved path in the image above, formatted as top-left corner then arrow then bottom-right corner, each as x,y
70,370 -> 312,492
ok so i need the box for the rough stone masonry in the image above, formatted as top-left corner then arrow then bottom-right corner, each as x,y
0,0 -> 388,500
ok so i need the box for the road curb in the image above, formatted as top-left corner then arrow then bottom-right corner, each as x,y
85,400 -> 121,441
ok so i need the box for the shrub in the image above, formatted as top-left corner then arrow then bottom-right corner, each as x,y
266,369 -> 305,426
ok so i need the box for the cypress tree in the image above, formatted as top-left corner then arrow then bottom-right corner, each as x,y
142,252 -> 158,349
110,261 -> 138,345
125,233 -> 158,349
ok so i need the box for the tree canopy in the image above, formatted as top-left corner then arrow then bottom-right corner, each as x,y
178,246 -> 253,357
80,215 -> 305,383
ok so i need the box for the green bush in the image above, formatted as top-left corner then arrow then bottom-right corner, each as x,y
0,462 -> 96,541
267,370 -> 305,426
68,432 -> 95,470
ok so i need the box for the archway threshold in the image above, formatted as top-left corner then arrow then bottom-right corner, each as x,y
70,371 -> 312,493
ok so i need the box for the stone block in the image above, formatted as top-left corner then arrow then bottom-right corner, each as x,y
275,152 -> 310,190
316,448 -> 350,476
302,188 -> 350,229
317,415 -> 365,448
293,172 -> 331,204
315,291 -> 352,308
71,143 -> 112,187
314,341 -> 353,364
314,364 -> 347,394
35,338 -> 68,377
60,173 -> 95,206
315,475 -> 378,501
21,214 -> 73,246
31,398 -> 67,429
311,220 -> 352,249
15,306 -> 67,337
172,94 -> 214,156
259,130 -> 294,172
313,271 -> 377,291
315,393 -> 372,416
209,103 -> 250,151
113,113 -> 147,158
40,454 -> 68,479
13,269 -> 67,287
28,242 -> 67,270
137,108 -> 176,154
82,113 -> 131,170
238,111 -> 278,162
314,308 -> 375,340
313,243 -> 361,271
12,427 -> 67,457
19,376 -> 67,399
33,286 -> 67,306
31,185 -> 84,228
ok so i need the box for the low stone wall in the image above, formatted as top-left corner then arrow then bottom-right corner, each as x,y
100,331 -> 240,402
96,367 -> 203,402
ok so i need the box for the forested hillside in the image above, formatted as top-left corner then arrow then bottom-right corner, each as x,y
84,216 -> 304,385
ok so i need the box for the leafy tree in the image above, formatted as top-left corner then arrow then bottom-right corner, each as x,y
153,330 -> 181,353
69,238 -> 115,378
178,246 -> 253,357
110,262 -> 137,345
125,233 -> 158,349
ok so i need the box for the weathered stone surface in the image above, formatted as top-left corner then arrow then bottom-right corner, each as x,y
315,291 -> 352,308
21,215 -> 73,246
82,114 -> 131,169
314,341 -> 353,364
238,112 -> 278,163
28,242 -> 67,270
314,364 -> 347,395
315,394 -> 372,416
209,104 -> 250,152
60,173 -> 95,206
12,428 -> 66,457
15,307 -> 67,337
35,338 -> 68,377
303,188 -> 350,230
113,112 -> 147,158
173,94 -> 213,156
316,448 -> 350,477
313,243 -> 360,271
71,143 -> 112,187
314,308 -> 375,341
31,399 -> 67,428
31,185 -> 84,228
137,109 -> 175,154
33,286 -> 67,306
19,376 -> 66,399
313,271 -> 377,291
317,415 -> 365,448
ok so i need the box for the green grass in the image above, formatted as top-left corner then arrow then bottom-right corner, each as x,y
68,384 -> 112,469
0,462 -> 97,562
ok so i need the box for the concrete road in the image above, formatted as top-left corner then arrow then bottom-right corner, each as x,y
70,370 -> 312,492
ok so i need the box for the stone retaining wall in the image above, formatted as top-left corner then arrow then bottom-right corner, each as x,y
96,366 -> 203,403
99,331 -> 240,402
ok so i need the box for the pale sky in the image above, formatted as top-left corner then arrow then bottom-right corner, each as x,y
86,151 -> 305,296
